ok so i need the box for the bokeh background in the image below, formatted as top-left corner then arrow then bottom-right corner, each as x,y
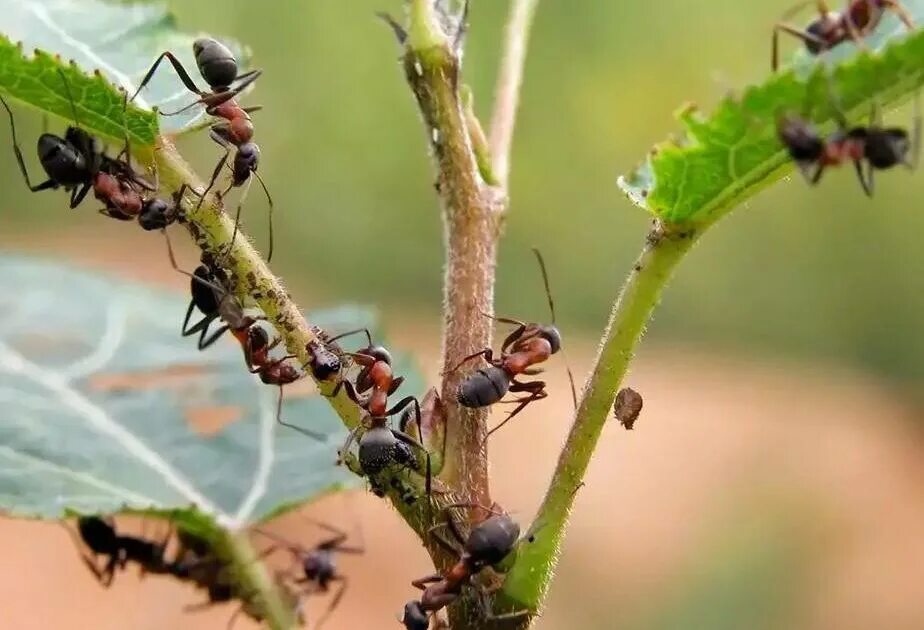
1,1 -> 923,629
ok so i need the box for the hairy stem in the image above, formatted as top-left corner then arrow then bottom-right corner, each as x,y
500,223 -> 699,620
404,2 -> 503,508
489,0 -> 540,187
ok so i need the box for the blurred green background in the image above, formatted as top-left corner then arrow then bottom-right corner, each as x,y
1,3 -> 922,630
2,0 -> 923,390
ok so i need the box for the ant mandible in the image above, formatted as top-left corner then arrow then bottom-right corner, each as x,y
255,518 -> 364,628
778,90 -> 920,196
129,38 -> 274,260
329,328 -> 432,497
401,505 -> 526,630
447,249 -> 576,441
1,71 -> 155,214
772,0 -> 914,72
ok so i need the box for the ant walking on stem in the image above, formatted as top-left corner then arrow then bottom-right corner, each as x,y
328,328 -> 433,499
447,249 -> 576,441
130,38 -> 275,260
772,0 -> 914,72
165,240 -> 322,439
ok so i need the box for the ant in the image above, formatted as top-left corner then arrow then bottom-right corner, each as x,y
129,38 -> 274,260
255,518 -> 364,628
1,71 -> 155,213
328,328 -> 432,497
446,249 -> 576,441
772,0 -> 914,72
778,89 -> 920,196
166,242 -> 321,439
102,183 -> 188,231
62,516 -> 174,586
401,505 -> 526,630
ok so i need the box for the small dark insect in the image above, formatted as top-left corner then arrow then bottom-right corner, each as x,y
613,387 -> 644,430
130,38 -> 274,260
305,326 -> 344,382
328,328 -> 432,498
778,94 -> 920,196
447,249 -> 576,441
255,518 -> 364,628
103,182 -> 188,232
61,516 -> 174,586
1,71 -> 154,214
772,0 -> 914,72
401,505 -> 526,629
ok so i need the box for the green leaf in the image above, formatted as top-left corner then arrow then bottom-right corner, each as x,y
0,255 -> 419,526
618,3 -> 924,227
0,0 -> 250,144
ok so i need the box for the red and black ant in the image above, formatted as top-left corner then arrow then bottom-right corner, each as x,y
129,38 -> 274,260
328,328 -> 432,498
1,71 -> 155,215
778,90 -> 920,196
401,505 -> 526,630
255,518 -> 364,628
446,249 -> 576,441
61,516 -> 175,586
166,242 -> 322,439
772,0 -> 914,72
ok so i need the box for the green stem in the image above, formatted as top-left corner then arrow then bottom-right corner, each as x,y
500,223 -> 699,618
221,530 -> 297,630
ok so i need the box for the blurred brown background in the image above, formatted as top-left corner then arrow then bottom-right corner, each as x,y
2,0 -> 924,628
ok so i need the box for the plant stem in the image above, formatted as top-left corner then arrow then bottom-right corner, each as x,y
489,0 -> 540,187
221,530 -> 296,630
404,1 -> 503,508
500,223 -> 699,618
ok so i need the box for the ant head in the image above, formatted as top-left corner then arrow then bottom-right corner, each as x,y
777,115 -> 824,163
401,601 -> 430,630
138,198 -> 171,231
538,325 -> 562,354
362,345 -> 393,365
233,143 -> 260,183
193,38 -> 238,90
248,326 -> 271,351
804,18 -> 836,55
465,514 -> 520,569
865,128 -> 910,169
307,343 -> 342,381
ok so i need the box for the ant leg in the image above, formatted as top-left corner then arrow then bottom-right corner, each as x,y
883,0 -> 915,29
411,573 -> 444,590
198,323 -> 230,350
771,23 -> 828,71
130,51 -> 203,104
253,170 -> 274,262
326,328 -> 374,346
853,159 -> 874,197
337,425 -> 363,465
197,142 -> 231,210
225,605 -> 244,630
393,426 -> 432,499
484,387 -> 547,442
809,162 -> 827,185
275,385 -> 326,441
444,348 -> 494,375
314,576 -> 348,630
69,181 -> 93,209
376,11 -> 408,44
477,588 -> 531,623
0,96 -> 58,192
170,70 -> 265,117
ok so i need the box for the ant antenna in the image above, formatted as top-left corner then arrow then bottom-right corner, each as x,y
531,248 -> 577,409
56,68 -> 82,128
254,170 -> 275,262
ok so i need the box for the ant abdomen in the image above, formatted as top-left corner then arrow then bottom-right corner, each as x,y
402,601 -> 430,630
193,38 -> 239,89
458,365 -> 509,408
358,426 -> 405,475
465,514 -> 520,568
78,516 -> 118,554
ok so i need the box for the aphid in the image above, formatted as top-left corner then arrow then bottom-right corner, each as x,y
772,0 -> 914,72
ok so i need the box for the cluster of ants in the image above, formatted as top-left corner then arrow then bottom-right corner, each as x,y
773,0 -> 921,193
2,35 -> 583,627
7,0 -> 913,626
